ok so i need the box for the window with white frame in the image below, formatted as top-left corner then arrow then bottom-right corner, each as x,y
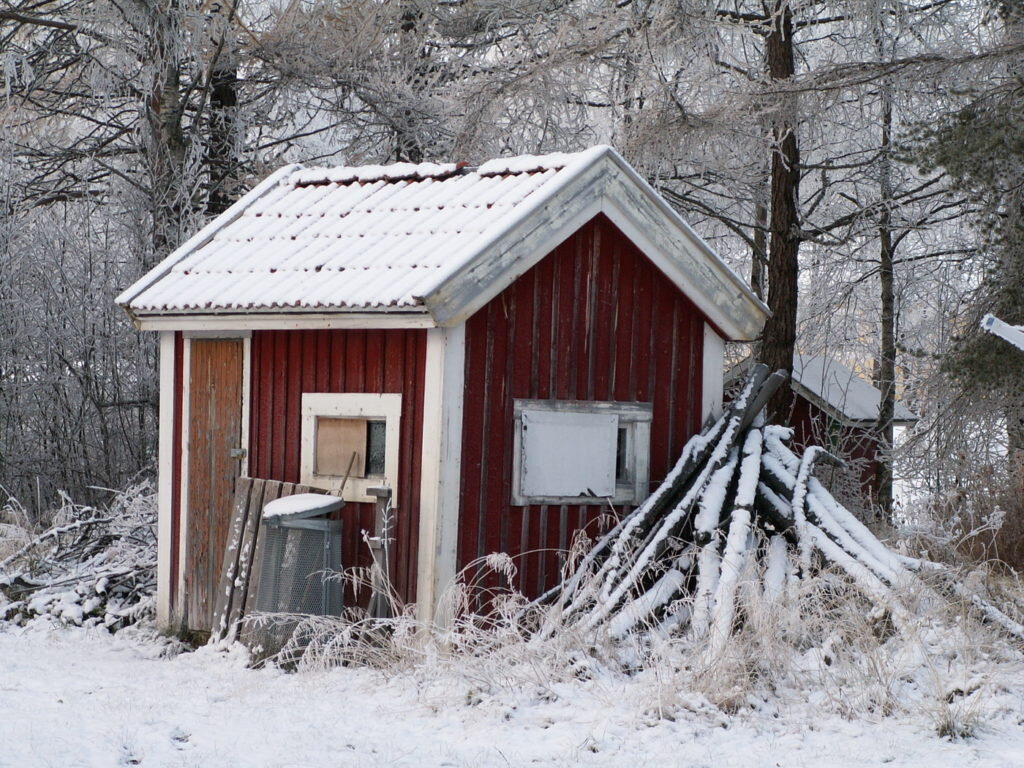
300,393 -> 402,505
511,399 -> 652,505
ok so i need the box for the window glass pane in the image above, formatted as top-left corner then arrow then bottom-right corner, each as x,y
366,420 -> 387,476
615,426 -> 630,483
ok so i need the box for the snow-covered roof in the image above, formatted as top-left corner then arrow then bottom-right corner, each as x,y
982,314 -> 1024,353
792,354 -> 917,426
116,146 -> 768,339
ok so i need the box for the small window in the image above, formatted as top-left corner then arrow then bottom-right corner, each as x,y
365,420 -> 387,476
313,417 -> 387,478
511,400 -> 652,506
615,426 -> 631,484
301,394 -> 402,505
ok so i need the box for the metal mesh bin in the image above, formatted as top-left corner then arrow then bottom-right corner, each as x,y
254,494 -> 344,617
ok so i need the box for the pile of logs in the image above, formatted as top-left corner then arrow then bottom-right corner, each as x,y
536,366 -> 1024,647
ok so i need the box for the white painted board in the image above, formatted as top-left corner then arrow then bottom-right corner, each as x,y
520,410 -> 617,498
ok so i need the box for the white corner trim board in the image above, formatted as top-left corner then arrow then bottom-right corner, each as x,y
176,336 -> 191,626
240,336 -> 251,478
156,331 -> 175,628
702,324 -> 725,425
416,325 -> 465,626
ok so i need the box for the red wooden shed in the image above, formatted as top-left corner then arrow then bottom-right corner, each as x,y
117,146 -> 768,632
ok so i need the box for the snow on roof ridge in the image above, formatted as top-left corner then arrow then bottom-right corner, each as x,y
289,161 -> 467,187
288,147 -> 610,187
476,146 -> 612,176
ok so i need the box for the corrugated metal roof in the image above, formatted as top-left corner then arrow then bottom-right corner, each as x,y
123,154 -> 583,313
117,146 -> 769,340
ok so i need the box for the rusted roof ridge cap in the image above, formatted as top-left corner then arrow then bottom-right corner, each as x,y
475,149 -> 601,177
289,161 -> 470,187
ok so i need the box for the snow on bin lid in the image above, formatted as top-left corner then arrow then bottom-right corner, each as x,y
263,493 -> 344,520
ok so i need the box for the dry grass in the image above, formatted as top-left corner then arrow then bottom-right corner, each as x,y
257,541 -> 1023,740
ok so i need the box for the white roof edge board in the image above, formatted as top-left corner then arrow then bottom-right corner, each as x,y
418,145 -> 769,340
982,313 -> 1024,353
599,148 -> 769,327
131,309 -> 436,332
114,163 -> 305,310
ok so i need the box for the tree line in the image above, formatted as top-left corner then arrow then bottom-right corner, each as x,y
1,0 -> 1021,548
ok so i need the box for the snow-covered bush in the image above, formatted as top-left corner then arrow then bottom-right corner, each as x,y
0,481 -> 156,630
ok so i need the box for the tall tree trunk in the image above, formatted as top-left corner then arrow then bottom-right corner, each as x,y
875,77 -> 897,520
761,1 -> 801,422
146,5 -> 187,261
751,164 -> 769,300
205,2 -> 241,217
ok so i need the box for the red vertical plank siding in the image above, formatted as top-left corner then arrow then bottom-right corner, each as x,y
612,239 -> 635,402
248,328 -> 427,604
459,214 -> 709,599
789,396 -> 880,499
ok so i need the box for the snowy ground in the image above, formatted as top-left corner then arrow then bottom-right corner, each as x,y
2,623 -> 1024,768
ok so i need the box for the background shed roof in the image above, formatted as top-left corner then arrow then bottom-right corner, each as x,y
793,354 -> 917,425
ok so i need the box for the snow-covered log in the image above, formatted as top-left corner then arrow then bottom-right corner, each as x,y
535,366 -> 1024,644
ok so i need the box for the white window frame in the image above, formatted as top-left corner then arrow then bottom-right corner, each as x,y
511,399 -> 652,506
300,393 -> 402,505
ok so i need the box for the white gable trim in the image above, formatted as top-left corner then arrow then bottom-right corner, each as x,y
420,149 -> 768,340
417,151 -> 607,328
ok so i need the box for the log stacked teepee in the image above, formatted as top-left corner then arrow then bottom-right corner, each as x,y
536,365 -> 1024,646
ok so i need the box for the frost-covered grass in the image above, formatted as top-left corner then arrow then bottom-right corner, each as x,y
2,598 -> 1024,768
3,484 -> 1024,766
247,548 -> 1024,764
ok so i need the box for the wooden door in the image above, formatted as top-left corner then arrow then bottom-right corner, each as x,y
185,338 -> 244,632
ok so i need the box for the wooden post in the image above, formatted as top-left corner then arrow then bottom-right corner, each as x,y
367,485 -> 393,620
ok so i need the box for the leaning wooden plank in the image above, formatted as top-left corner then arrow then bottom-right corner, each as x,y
210,477 -> 254,642
225,478 -> 268,640
242,480 -> 288,619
